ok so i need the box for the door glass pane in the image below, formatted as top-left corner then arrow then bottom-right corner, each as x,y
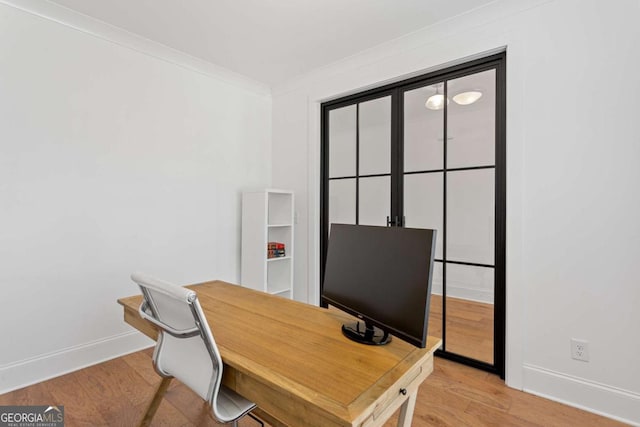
427,262 -> 444,349
358,176 -> 390,226
329,105 -> 356,178
445,263 -> 494,363
447,70 -> 495,168
447,169 -> 494,265
329,179 -> 356,226
359,96 -> 391,175
404,83 -> 444,172
403,172 -> 443,259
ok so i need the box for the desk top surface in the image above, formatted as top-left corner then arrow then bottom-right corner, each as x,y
118,280 -> 440,425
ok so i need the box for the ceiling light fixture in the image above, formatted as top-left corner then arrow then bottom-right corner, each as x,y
452,91 -> 483,105
424,85 -> 448,110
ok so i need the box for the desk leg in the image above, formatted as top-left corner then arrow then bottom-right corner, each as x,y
396,391 -> 417,427
139,377 -> 172,427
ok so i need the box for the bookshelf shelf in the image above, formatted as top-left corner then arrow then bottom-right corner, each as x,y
271,288 -> 292,299
267,256 -> 292,262
241,189 -> 294,300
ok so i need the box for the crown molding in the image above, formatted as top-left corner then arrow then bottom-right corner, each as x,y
0,0 -> 271,97
271,0 -> 550,97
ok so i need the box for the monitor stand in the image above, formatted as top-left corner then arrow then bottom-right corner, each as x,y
342,321 -> 391,345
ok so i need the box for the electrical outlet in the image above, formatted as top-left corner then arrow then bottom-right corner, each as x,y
571,339 -> 589,362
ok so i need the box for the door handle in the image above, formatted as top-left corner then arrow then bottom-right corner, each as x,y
387,216 -> 402,227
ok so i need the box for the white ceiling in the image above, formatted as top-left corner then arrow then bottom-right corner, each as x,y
47,0 -> 496,87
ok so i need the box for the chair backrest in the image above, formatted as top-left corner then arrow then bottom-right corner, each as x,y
130,273 -> 223,406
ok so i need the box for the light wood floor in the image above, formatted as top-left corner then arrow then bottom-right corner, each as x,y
0,348 -> 625,426
428,294 -> 495,364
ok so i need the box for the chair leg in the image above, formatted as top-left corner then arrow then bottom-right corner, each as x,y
139,377 -> 172,427
247,413 -> 264,426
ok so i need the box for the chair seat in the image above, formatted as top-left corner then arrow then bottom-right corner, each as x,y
216,385 -> 257,423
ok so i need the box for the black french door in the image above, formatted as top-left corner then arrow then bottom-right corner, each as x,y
321,53 -> 506,376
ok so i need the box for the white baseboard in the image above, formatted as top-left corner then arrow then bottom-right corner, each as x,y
523,364 -> 640,426
431,283 -> 494,304
0,331 -> 153,395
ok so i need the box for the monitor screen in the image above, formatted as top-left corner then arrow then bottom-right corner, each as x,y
322,224 -> 436,348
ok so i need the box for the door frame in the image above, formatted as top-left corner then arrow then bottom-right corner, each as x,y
320,52 -> 506,377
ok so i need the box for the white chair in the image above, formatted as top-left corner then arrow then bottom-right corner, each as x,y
131,272 -> 257,426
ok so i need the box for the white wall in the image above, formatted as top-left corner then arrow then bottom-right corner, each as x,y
0,3 -> 271,393
271,0 -> 640,424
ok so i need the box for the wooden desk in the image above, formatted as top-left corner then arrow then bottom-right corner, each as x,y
118,280 -> 440,427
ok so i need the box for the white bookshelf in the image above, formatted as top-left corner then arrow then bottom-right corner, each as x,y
241,189 -> 294,299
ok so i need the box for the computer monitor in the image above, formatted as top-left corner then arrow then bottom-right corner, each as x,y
322,224 -> 436,348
